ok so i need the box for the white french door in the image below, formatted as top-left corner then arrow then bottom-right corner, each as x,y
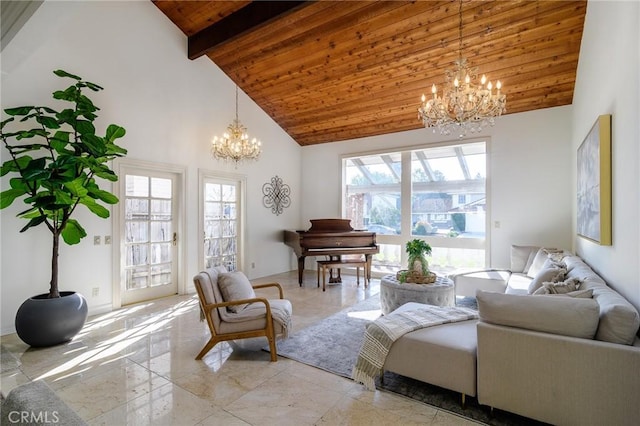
200,172 -> 246,272
117,165 -> 182,305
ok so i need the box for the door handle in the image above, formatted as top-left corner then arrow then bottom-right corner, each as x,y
173,232 -> 177,246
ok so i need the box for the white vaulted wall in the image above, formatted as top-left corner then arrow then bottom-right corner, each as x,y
299,106 -> 574,270
0,1 -> 302,335
571,0 -> 640,310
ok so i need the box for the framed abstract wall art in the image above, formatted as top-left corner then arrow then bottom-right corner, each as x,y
577,114 -> 612,245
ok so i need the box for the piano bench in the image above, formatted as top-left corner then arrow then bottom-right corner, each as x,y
317,259 -> 369,291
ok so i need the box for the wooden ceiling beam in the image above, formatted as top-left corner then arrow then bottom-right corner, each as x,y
187,0 -> 309,60
207,1 -> 394,64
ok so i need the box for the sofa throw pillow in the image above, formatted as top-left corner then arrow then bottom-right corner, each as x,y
547,251 -> 567,263
511,245 -> 540,273
533,277 -> 582,295
526,249 -> 549,278
218,271 -> 256,313
526,248 -> 563,278
527,262 -> 567,294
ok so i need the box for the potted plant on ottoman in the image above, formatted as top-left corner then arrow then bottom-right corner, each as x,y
0,70 -> 127,347
398,238 -> 436,283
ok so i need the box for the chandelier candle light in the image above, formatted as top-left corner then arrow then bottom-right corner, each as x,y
212,85 -> 262,165
418,0 -> 506,138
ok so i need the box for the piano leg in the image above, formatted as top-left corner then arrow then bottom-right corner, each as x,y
297,256 -> 305,286
365,254 -> 373,281
328,255 -> 342,283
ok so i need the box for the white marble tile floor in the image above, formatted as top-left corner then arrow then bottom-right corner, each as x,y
1,271 -> 479,425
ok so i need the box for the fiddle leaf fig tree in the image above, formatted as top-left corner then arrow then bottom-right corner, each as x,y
0,70 -> 127,298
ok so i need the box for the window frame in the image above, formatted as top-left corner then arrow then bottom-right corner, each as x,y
341,139 -> 491,273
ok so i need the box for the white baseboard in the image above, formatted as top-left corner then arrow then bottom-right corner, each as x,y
87,303 -> 113,319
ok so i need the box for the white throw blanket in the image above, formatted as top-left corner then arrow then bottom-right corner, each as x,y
352,305 -> 478,390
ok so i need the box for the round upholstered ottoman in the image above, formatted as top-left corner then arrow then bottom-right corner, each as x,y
380,274 -> 454,314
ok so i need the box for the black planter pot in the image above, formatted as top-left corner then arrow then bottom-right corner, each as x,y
15,291 -> 88,347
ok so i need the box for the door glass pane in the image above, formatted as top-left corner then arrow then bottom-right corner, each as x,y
151,199 -> 172,216
127,265 -> 149,290
222,184 -> 235,201
204,181 -> 238,271
151,243 -> 171,264
126,244 -> 148,266
126,222 -> 148,243
151,264 -> 171,286
223,203 -> 236,219
124,175 -> 174,291
151,177 -> 172,198
126,175 -> 149,197
125,199 -> 149,220
150,221 -> 171,243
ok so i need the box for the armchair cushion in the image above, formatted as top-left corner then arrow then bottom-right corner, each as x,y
219,299 -> 292,338
218,271 -> 256,312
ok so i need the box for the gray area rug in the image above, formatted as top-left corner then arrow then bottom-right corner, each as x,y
268,294 -> 547,426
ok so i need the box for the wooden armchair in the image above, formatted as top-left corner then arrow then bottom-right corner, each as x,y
193,267 -> 292,361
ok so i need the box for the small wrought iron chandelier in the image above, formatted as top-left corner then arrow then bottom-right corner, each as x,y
211,85 -> 262,165
418,0 -> 506,138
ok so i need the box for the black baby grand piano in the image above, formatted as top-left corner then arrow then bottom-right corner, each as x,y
284,219 -> 379,285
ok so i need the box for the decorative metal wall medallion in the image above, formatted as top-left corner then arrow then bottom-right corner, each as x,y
262,175 -> 291,215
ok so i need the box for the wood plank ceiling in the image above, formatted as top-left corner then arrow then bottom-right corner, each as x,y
152,0 -> 587,146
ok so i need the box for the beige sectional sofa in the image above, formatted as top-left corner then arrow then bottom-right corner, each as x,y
383,246 -> 640,426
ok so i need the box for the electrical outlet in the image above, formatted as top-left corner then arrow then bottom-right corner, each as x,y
494,221 -> 501,229
104,235 -> 111,244
251,262 -> 256,269
92,287 -> 99,297
93,236 -> 101,245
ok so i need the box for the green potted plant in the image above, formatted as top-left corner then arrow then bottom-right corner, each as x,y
405,238 -> 432,275
1,70 -> 127,347
397,238 -> 435,283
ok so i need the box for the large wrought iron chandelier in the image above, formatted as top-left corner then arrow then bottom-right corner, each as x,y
418,0 -> 506,137
211,85 -> 262,165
